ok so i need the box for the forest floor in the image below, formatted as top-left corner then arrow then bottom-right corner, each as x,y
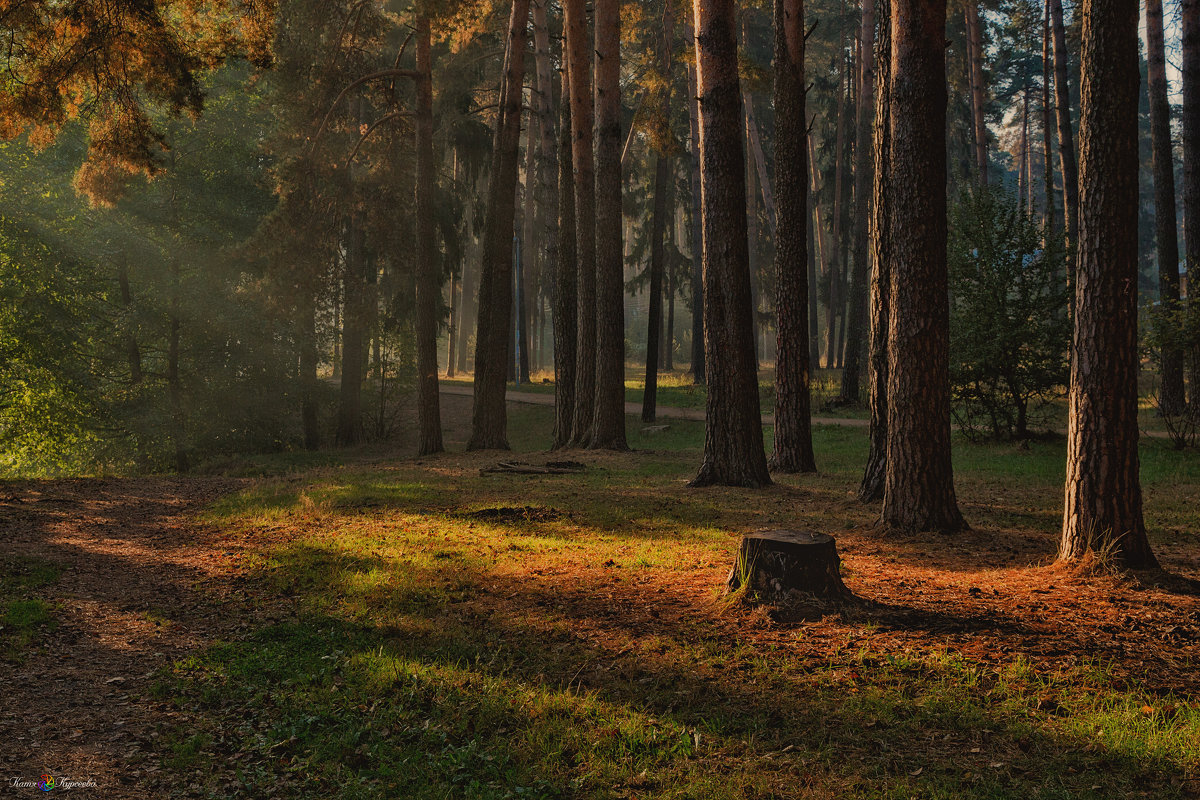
1,393 -> 1199,798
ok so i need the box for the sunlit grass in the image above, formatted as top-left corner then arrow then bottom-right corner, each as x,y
155,402 -> 1200,798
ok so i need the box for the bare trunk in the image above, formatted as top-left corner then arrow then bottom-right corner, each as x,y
769,0 -> 816,473
520,75 -> 539,385
116,257 -> 143,384
168,260 -> 189,472
881,0 -> 965,532
566,0 -> 598,443
644,152 -> 670,423
337,222 -> 367,447
1147,0 -> 1185,415
1060,0 -> 1157,569
643,0 -> 675,424
966,1 -> 988,183
1184,0 -> 1200,403
686,23 -> 706,385
415,17 -> 444,455
299,289 -> 319,451
1050,0 -> 1079,263
554,50 -> 578,449
533,0 -> 558,379
841,0 -> 875,403
825,50 -> 849,369
468,0 -> 532,450
591,0 -> 628,449
689,0 -> 771,488
1042,0 -> 1055,230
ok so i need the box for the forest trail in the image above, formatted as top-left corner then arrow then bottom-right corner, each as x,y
438,384 -> 1181,440
0,478 -> 255,798
437,383 -> 871,428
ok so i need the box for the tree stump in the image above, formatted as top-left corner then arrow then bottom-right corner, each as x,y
727,530 -> 849,602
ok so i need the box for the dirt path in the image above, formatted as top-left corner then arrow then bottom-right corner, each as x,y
439,384 -> 1185,440
437,383 -> 870,428
0,478 -> 252,798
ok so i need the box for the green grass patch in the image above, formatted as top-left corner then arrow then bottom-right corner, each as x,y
0,556 -> 59,661
151,400 -> 1200,798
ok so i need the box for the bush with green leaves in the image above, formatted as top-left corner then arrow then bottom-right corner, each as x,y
947,188 -> 1071,441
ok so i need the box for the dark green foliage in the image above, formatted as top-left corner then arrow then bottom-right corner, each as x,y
948,188 -> 1070,440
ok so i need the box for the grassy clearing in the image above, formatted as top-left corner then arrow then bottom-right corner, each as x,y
444,367 -> 867,420
153,404 -> 1200,799
0,555 -> 59,661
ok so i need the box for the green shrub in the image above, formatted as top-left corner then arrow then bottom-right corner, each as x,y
948,188 -> 1071,441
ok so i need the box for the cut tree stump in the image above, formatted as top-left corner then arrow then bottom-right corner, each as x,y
727,530 -> 849,602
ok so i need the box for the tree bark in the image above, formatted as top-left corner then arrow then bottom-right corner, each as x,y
1059,0 -> 1157,569
807,132 -> 834,366
770,0 -> 816,474
1042,0 -> 1054,230
116,256 -> 143,385
1147,0 -> 1185,415
825,49 -> 850,370
880,0 -> 965,532
299,288 -> 319,451
533,0 -> 558,379
689,0 -> 771,488
841,0 -> 875,403
554,50 -> 578,449
565,0 -> 597,444
686,25 -> 706,385
1050,0 -> 1079,263
965,1 -> 988,184
643,0 -> 675,424
447,271 -> 458,378
468,0 -> 532,450
1184,0 -> 1200,404
168,260 -> 189,472
745,93 -> 762,366
591,0 -> 628,449
644,152 -> 670,424
415,16 -> 444,455
337,221 -> 367,447
520,72 -> 539,385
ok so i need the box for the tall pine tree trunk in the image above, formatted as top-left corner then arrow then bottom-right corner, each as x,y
533,0 -> 558,379
299,289 -> 319,451
116,257 -> 143,384
686,22 -> 706,385
1042,0 -> 1055,230
1184,0 -> 1200,403
881,0 -> 965,532
643,0 -> 675,424
415,16 -> 444,455
519,82 -> 539,385
769,0 -> 816,473
565,0 -> 597,443
1050,0 -> 1079,263
591,0 -> 628,449
168,260 -> 189,472
1060,0 -> 1157,569
1147,0 -> 1186,415
468,0 -> 532,450
554,51 -> 578,449
644,153 -> 670,423
825,52 -> 849,369
965,1 -> 988,183
337,221 -> 367,447
689,0 -> 771,488
841,0 -> 874,403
